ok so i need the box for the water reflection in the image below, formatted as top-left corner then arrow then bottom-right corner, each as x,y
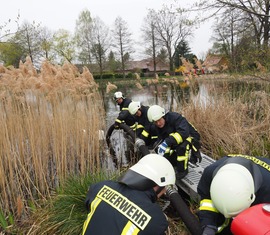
192,83 -> 213,108
101,82 -> 200,168
103,83 -> 196,126
100,79 -> 270,167
102,79 -> 270,126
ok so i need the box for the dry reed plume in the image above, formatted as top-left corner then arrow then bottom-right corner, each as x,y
105,82 -> 117,93
0,58 -> 105,226
182,82 -> 270,158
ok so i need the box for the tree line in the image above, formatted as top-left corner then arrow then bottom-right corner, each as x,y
1,0 -> 270,77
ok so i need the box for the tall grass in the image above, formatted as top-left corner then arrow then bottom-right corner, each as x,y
183,79 -> 270,158
0,58 -> 105,232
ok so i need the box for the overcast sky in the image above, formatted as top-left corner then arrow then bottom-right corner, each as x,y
1,0 -> 213,60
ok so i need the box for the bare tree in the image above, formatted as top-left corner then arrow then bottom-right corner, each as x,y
141,9 -> 160,74
90,16 -> 111,79
0,12 -> 20,41
196,0 -> 270,51
11,21 -> 43,66
111,16 -> 134,78
153,5 -> 194,71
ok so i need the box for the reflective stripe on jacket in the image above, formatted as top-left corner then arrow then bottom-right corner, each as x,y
83,180 -> 168,235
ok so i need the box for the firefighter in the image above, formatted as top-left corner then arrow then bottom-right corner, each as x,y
142,105 -> 202,180
82,153 -> 176,235
197,154 -> 270,235
113,91 -> 136,129
128,101 -> 156,147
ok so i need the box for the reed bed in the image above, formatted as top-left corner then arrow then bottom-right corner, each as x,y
183,80 -> 270,159
0,58 -> 105,230
1,62 -> 270,234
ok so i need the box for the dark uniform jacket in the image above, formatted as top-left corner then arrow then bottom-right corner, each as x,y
115,98 -> 136,127
141,111 -> 200,149
83,180 -> 168,235
197,155 -> 270,233
134,105 -> 151,136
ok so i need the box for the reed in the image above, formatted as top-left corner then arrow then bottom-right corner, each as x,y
182,80 -> 270,158
0,58 -> 105,232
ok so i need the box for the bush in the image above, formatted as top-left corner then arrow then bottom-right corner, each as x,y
93,73 -> 115,79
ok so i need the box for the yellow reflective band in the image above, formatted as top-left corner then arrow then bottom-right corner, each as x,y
141,130 -> 149,137
122,108 -> 129,110
82,197 -> 102,235
136,124 -> 144,129
199,199 -> 219,213
170,132 -> 183,144
97,185 -> 151,230
177,156 -> 188,161
121,221 -> 140,235
115,119 -> 122,124
129,124 -> 137,130
177,155 -> 188,169
228,154 -> 270,172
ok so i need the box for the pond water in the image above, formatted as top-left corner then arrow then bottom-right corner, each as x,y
101,78 -> 270,129
103,83 -> 198,126
100,78 -> 270,168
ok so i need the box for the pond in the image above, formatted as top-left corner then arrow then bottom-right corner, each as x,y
100,78 -> 270,168
102,78 -> 260,125
103,82 -> 197,126
101,82 -> 196,167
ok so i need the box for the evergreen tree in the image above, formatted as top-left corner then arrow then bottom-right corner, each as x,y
173,40 -> 196,68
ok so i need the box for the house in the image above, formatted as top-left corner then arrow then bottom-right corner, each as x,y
126,58 -> 169,74
202,54 -> 228,73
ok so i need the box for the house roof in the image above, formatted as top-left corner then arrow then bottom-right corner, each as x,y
203,54 -> 225,67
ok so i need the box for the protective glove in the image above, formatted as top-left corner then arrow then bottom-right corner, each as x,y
158,141 -> 168,156
202,226 -> 217,235
190,151 -> 202,164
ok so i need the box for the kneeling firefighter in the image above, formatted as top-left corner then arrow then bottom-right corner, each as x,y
82,154 -> 176,235
140,105 -> 202,179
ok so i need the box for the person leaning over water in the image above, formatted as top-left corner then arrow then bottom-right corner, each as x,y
128,101 -> 157,148
113,91 -> 136,129
82,154 -> 176,235
139,105 -> 202,180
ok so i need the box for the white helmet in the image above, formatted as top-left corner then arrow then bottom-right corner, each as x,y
119,153 -> 175,191
128,101 -> 141,115
114,91 -> 124,100
210,163 -> 255,218
147,105 -> 165,122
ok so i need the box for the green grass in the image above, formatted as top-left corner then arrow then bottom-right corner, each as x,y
22,171 -> 121,235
